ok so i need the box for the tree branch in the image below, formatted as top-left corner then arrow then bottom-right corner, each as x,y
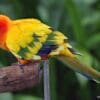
0,62 -> 42,93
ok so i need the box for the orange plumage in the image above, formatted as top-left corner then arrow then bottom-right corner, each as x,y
0,15 -> 11,50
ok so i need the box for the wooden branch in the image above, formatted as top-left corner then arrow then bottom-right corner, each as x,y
0,62 -> 42,93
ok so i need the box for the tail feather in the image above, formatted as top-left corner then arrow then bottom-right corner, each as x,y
57,56 -> 100,83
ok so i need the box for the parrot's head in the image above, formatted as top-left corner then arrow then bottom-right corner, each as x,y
0,15 -> 11,50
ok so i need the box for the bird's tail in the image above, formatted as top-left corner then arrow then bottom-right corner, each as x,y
57,55 -> 100,83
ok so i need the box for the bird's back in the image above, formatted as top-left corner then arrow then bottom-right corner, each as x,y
6,18 -> 72,60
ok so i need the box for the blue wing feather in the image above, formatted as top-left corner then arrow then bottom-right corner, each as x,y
38,45 -> 57,56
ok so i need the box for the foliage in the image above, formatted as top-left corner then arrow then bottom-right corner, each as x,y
0,0 -> 100,100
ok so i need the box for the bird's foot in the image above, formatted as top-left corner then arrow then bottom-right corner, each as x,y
17,58 -> 30,73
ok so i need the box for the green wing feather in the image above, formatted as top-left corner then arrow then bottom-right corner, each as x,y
6,19 -> 52,59
6,18 -> 68,60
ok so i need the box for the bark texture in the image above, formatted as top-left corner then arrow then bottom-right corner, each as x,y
0,62 -> 42,92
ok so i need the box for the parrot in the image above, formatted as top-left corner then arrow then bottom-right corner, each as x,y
0,14 -> 100,83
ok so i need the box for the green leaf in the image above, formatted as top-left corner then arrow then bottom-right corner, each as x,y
15,95 -> 42,100
86,33 -> 100,48
64,0 -> 86,45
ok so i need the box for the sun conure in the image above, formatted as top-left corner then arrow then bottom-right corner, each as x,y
0,14 -> 100,83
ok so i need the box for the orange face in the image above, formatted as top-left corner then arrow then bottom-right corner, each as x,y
0,15 -> 11,50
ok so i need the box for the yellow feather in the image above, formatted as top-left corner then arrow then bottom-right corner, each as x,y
6,18 -> 51,59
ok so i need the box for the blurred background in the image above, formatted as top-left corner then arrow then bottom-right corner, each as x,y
0,0 -> 100,100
